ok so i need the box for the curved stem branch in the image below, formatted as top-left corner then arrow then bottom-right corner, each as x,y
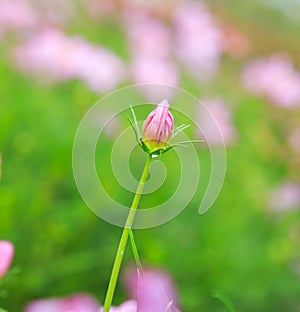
129,229 -> 143,272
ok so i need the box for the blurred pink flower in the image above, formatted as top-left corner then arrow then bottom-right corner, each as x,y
0,0 -> 36,34
24,267 -> 181,311
13,29 -> 126,92
98,300 -> 137,312
268,182 -> 300,212
199,98 -> 236,146
241,54 -> 300,107
131,56 -> 179,87
173,2 -> 223,80
0,240 -> 14,278
124,12 -> 172,59
13,30 -> 79,81
0,0 -> 75,40
74,42 -> 126,93
124,11 -> 179,98
125,267 -> 180,312
24,293 -> 99,312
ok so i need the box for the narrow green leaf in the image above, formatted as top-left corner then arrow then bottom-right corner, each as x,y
172,124 -> 190,139
129,230 -> 143,272
213,290 -> 237,312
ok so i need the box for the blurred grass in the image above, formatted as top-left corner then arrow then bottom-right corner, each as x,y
1,1 -> 300,312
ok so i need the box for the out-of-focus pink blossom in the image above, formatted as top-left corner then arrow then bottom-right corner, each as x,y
124,11 -> 178,98
74,42 -> 126,93
98,300 -> 137,312
125,267 -> 180,312
199,98 -> 237,146
173,2 -> 223,80
13,29 -> 126,92
241,54 -> 300,107
131,56 -> 179,99
0,0 -> 36,34
24,293 -> 99,312
131,56 -> 179,87
0,240 -> 14,278
268,182 -> 300,212
13,30 -> 80,81
0,0 -> 75,39
124,12 -> 172,59
24,267 -> 180,312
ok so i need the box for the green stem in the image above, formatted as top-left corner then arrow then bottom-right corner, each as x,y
103,155 -> 152,312
129,229 -> 143,272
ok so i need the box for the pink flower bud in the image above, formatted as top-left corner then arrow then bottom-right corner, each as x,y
142,99 -> 174,153
0,240 -> 14,278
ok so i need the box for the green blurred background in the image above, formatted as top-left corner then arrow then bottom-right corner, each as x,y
1,0 -> 300,311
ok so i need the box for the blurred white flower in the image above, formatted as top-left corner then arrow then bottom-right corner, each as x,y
13,29 -> 126,92
242,54 -> 300,108
173,2 -> 223,80
268,182 -> 300,212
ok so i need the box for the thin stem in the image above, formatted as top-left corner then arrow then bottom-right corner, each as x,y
129,229 -> 143,272
103,155 -> 152,312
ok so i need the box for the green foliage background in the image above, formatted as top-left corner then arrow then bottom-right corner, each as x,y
1,1 -> 300,311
